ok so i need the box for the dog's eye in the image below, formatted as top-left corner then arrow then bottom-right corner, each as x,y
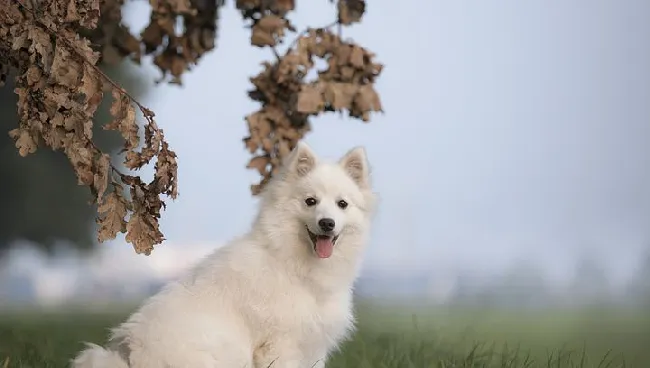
305,197 -> 318,206
337,200 -> 348,209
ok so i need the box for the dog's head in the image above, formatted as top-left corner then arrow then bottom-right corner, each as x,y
258,142 -> 375,259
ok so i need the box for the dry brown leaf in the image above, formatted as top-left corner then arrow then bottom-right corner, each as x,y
97,190 -> 128,242
26,26 -> 54,71
251,27 -> 277,47
42,126 -> 67,149
251,14 -> 287,47
337,0 -> 366,25
168,0 -> 195,15
123,123 -> 162,170
324,82 -> 358,111
80,64 -> 103,112
25,65 -> 43,87
247,155 -> 270,176
65,0 -> 81,25
64,137 -> 95,185
349,45 -> 365,69
106,89 -> 139,150
296,83 -> 325,113
257,14 -> 285,31
153,141 -> 178,198
93,153 -> 111,203
8,128 -> 38,157
243,137 -> 258,153
354,84 -> 383,114
125,209 -> 163,255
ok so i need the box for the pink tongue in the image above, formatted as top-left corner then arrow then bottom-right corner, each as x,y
315,236 -> 334,258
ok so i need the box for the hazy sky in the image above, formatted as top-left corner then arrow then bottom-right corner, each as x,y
85,0 -> 650,285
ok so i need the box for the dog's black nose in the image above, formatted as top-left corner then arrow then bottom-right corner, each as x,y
318,218 -> 335,232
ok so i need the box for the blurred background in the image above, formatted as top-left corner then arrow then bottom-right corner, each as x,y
1,0 -> 650,366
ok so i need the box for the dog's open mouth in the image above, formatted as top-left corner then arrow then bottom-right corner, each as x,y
307,227 -> 339,259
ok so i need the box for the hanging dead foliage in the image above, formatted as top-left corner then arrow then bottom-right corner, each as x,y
0,0 -> 382,254
238,0 -> 383,194
1,0 -> 178,255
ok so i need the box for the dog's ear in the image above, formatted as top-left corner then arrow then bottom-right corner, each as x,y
339,146 -> 370,189
284,141 -> 317,178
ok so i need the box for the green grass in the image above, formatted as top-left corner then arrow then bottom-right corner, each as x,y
1,304 -> 649,367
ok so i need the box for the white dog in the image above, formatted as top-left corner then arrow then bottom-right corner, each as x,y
71,142 -> 376,368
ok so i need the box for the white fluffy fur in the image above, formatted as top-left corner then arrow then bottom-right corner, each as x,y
71,142 -> 376,368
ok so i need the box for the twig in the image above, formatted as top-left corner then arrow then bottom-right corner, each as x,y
283,20 -> 339,56
270,45 -> 281,62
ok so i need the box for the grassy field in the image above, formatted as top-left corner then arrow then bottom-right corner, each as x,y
1,303 -> 649,367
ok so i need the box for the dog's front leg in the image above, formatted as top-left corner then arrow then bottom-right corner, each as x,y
252,340 -> 302,368
302,357 -> 326,368
299,349 -> 328,368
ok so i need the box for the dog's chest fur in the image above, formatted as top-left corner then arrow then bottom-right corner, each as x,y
189,237 -> 357,362
249,282 -> 353,364
250,274 -> 353,347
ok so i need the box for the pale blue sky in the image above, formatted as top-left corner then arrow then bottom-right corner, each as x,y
109,0 -> 650,284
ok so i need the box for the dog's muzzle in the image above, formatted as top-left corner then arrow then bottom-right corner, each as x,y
306,227 -> 339,258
